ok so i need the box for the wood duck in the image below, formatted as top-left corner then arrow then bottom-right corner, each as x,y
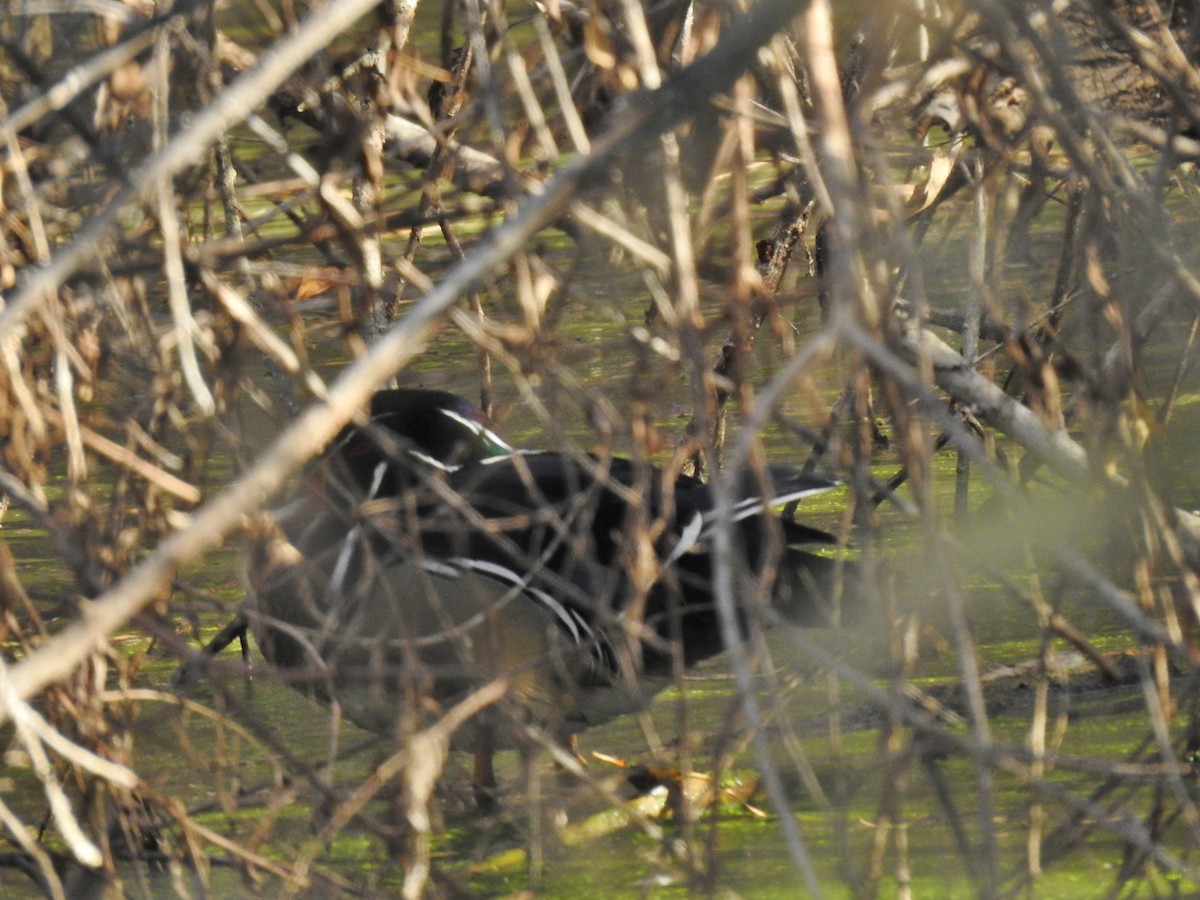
237,388 -> 858,792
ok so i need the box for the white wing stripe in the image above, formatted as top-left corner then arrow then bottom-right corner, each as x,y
666,512 -> 705,564
449,556 -> 591,647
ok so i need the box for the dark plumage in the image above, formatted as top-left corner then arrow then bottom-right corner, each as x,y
238,388 -> 859,791
419,450 -> 855,672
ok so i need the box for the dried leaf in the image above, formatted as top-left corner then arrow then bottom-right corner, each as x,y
907,143 -> 960,214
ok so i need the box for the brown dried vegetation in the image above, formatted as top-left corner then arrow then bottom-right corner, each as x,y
2,0 -> 1200,895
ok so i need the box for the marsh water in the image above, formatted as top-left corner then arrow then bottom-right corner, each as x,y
5,4 -> 1200,897
5,214 -> 1200,897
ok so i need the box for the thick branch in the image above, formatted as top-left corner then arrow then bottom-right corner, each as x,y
384,115 -> 509,197
895,326 -> 1089,481
890,323 -> 1200,574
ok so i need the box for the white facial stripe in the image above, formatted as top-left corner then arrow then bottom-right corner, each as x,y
438,408 -> 515,453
